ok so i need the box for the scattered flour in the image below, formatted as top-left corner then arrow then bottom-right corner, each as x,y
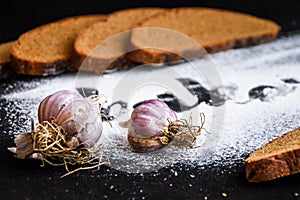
2,33 -> 300,173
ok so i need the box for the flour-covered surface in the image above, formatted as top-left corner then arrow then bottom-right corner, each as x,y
1,34 -> 300,199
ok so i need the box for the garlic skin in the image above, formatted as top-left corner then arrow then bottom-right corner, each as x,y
38,90 -> 103,148
130,100 -> 177,138
127,134 -> 168,153
122,99 -> 177,153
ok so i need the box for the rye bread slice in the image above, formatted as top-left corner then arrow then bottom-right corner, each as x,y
73,8 -> 166,73
0,41 -> 15,79
128,7 -> 281,64
10,15 -> 106,76
245,127 -> 300,182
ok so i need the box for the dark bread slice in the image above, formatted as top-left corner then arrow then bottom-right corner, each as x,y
128,7 -> 281,64
73,8 -> 166,73
10,15 -> 106,76
245,127 -> 300,182
0,41 -> 15,79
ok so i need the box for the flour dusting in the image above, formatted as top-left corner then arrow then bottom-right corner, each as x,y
2,34 -> 300,173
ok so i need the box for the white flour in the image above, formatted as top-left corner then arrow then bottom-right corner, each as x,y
2,33 -> 300,173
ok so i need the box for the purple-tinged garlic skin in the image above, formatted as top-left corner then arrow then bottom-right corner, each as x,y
130,99 -> 177,138
123,99 -> 177,153
38,90 -> 82,122
38,90 -> 103,148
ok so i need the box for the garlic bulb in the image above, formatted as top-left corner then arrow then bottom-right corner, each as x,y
121,99 -> 205,153
129,99 -> 177,138
9,90 -> 103,159
38,90 -> 103,148
121,99 -> 178,153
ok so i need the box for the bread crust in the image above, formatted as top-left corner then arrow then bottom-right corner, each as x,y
8,7 -> 281,75
127,33 -> 278,64
10,15 -> 106,76
72,51 -> 128,73
128,7 -> 281,64
246,149 -> 300,182
0,63 -> 14,79
0,41 -> 15,78
245,127 -> 300,182
73,8 -> 166,73
10,55 -> 72,76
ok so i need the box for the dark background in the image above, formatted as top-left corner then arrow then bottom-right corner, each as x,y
1,1 -> 300,200
0,0 -> 299,43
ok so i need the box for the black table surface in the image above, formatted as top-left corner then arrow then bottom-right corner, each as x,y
1,1 -> 300,199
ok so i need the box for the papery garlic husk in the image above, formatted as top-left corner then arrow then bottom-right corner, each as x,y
127,134 -> 169,153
